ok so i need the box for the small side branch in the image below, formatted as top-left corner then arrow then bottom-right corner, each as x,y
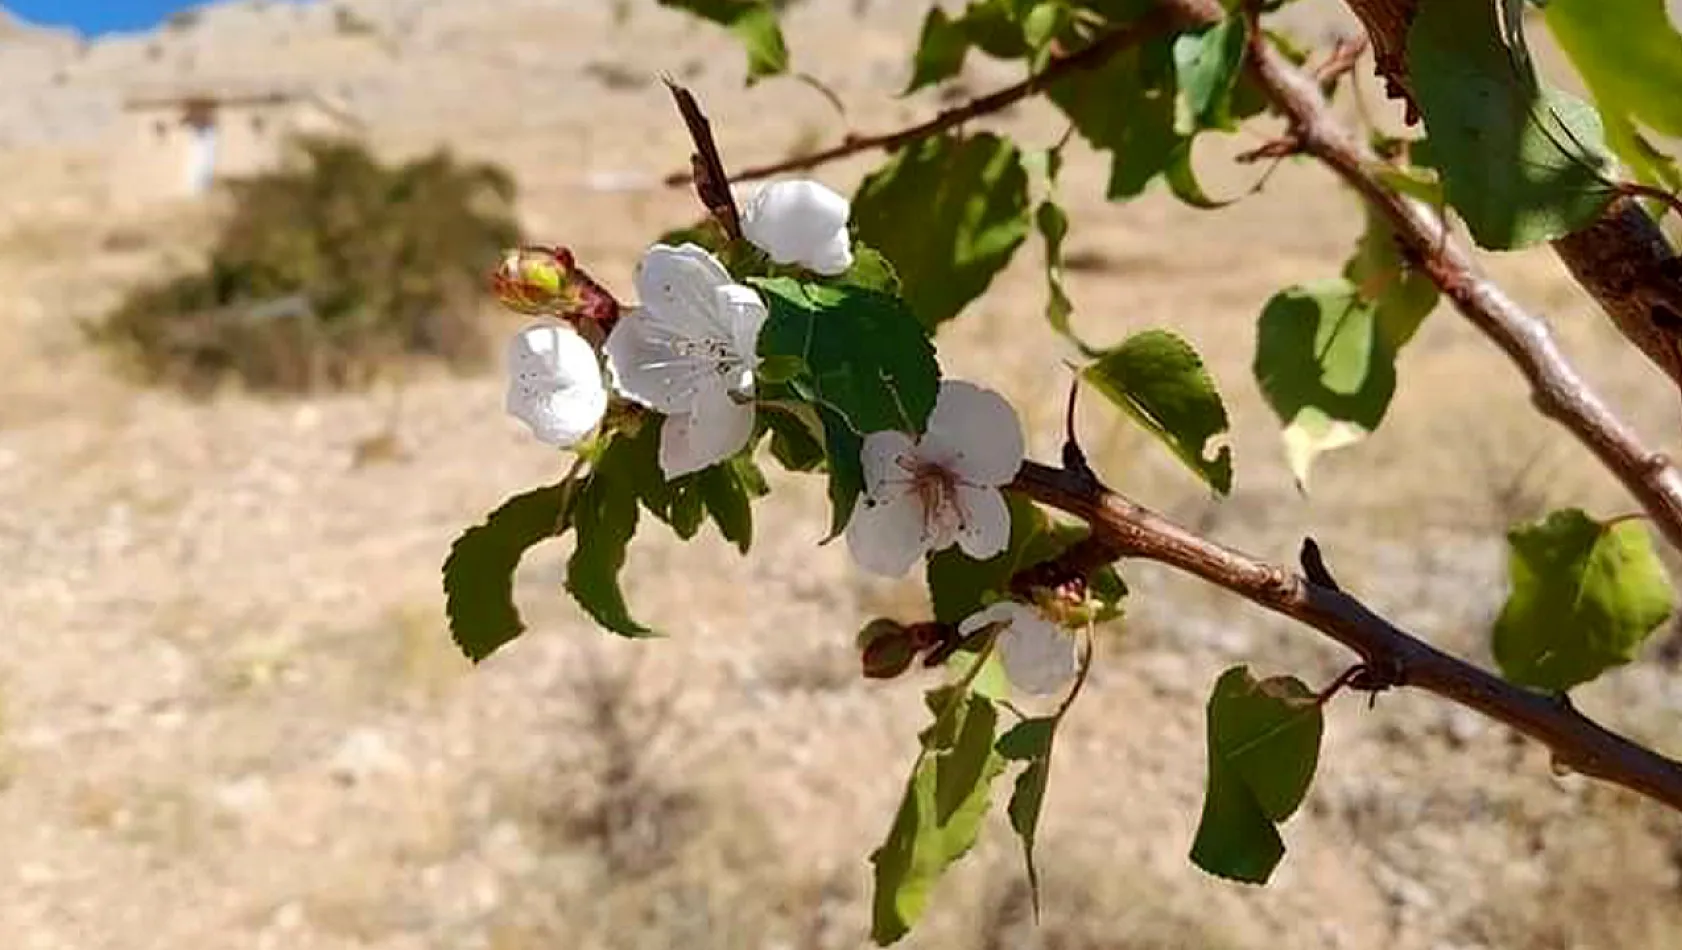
1335,0 -> 1682,398
663,8 -> 1177,187
1010,460 -> 1682,812
1160,0 -> 1682,551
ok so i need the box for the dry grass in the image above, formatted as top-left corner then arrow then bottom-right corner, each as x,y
8,1 -> 1682,948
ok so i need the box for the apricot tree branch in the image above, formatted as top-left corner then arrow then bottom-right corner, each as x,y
1334,0 -> 1682,395
1163,0 -> 1682,551
1009,459 -> 1682,812
662,7 -> 1177,187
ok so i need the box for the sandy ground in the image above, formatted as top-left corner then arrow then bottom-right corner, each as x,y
4,2 -> 1682,948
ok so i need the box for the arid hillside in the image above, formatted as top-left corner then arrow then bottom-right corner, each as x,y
4,2 -> 1682,949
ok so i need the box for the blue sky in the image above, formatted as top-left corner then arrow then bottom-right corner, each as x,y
9,1 -> 303,35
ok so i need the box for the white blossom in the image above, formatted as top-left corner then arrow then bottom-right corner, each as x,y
604,243 -> 767,478
845,380 -> 1025,577
961,601 -> 1077,696
741,179 -> 854,276
505,322 -> 608,447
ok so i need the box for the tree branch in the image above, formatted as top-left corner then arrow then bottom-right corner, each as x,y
1161,0 -> 1682,551
1010,459 -> 1682,812
1335,0 -> 1682,396
662,7 -> 1178,187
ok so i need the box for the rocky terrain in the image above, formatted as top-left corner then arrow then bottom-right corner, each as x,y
3,1 -> 1682,948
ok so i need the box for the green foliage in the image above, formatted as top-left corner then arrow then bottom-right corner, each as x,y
1343,205 -> 1439,351
98,137 -> 518,394
904,7 -> 971,93
1542,0 -> 1682,191
1049,35 -> 1181,200
1083,330 -> 1234,495
998,716 -> 1056,913
1493,509 -> 1674,692
755,278 -> 942,534
1406,0 -> 1615,249
872,690 -> 1006,945
1253,279 -> 1397,488
1173,14 -> 1248,133
1190,666 -> 1323,884
568,436 -> 658,638
656,0 -> 789,83
851,133 -> 1031,332
443,482 -> 573,662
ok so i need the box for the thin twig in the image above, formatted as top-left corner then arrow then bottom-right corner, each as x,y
662,7 -> 1178,187
1010,460 -> 1682,811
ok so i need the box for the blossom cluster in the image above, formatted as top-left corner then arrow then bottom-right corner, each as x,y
497,180 -> 1076,695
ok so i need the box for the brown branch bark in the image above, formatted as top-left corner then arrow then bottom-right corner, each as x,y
1158,0 -> 1682,551
1010,460 -> 1682,812
663,7 -> 1177,187
1337,0 -> 1682,394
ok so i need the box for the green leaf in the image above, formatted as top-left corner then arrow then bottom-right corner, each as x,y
1543,0 -> 1682,137
1048,36 -> 1182,200
1173,15 -> 1248,132
1342,204 -> 1439,351
1036,199 -> 1079,344
443,482 -> 571,662
657,0 -> 788,83
872,692 -> 1007,945
1189,666 -> 1323,885
997,717 -> 1057,913
1406,0 -> 1615,249
817,404 -> 866,541
1492,509 -> 1675,692
698,458 -> 764,554
904,7 -> 971,94
1253,279 -> 1395,489
838,244 -> 903,296
755,278 -> 941,435
1542,0 -> 1682,192
567,438 -> 656,638
1083,329 -> 1233,495
1164,138 -> 1238,209
852,133 -> 1031,332
759,401 -> 827,472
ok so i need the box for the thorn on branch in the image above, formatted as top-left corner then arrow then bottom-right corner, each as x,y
1315,661 -> 1402,709
1060,372 -> 1105,493
1299,537 -> 1342,591
664,78 -> 743,241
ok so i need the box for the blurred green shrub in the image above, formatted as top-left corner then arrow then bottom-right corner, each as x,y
96,136 -> 520,394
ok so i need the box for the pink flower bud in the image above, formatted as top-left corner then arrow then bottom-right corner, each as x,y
490,246 -> 620,327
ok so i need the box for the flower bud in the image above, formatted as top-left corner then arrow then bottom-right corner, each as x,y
491,246 -> 620,327
857,618 -> 916,680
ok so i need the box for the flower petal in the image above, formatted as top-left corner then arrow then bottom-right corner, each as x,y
920,380 -> 1024,486
860,430 -> 917,496
603,308 -> 707,413
658,386 -> 755,478
634,243 -> 734,339
716,282 -> 769,373
505,323 -> 607,446
741,180 -> 851,270
953,483 -> 1010,561
958,601 -> 1019,638
845,487 -> 928,577
995,605 -> 1077,695
804,228 -> 854,276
